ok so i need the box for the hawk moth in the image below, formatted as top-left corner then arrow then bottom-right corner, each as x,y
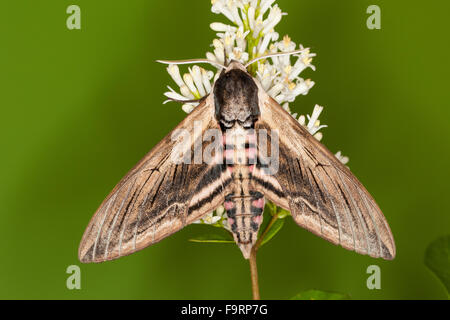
78,53 -> 396,263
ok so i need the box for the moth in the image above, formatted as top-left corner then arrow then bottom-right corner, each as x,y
79,51 -> 396,263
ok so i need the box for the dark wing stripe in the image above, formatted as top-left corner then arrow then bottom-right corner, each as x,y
181,163 -> 189,188
302,146 -> 318,164
188,177 -> 233,214
251,176 -> 285,198
296,158 -> 304,180
150,171 -> 167,207
286,156 -> 298,193
172,164 -> 178,184
194,164 -> 226,192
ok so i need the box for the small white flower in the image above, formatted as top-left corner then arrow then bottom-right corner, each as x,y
277,35 -> 296,53
210,22 -> 237,33
216,205 -> 225,216
190,66 -> 206,97
335,151 -> 350,165
205,213 -> 222,225
182,103 -> 196,114
289,47 -> 316,80
267,82 -> 284,97
306,105 -> 328,135
292,105 -> 327,141
163,86 -> 188,103
201,68 -> 214,93
180,85 -> 194,99
167,65 -> 184,87
282,102 -> 291,112
262,5 -> 284,34
183,73 -> 198,97
259,0 -> 276,18
313,132 -> 323,141
194,205 -> 227,225
297,114 -> 305,125
211,0 -> 235,22
258,32 -> 278,55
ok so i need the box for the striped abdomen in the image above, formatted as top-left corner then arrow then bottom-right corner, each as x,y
223,127 -> 265,259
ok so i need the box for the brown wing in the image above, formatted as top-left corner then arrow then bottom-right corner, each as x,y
251,94 -> 396,260
79,96 -> 233,263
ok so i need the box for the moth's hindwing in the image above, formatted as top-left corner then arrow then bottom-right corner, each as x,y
251,92 -> 396,260
78,96 -> 232,263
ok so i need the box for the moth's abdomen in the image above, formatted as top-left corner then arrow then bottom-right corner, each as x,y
223,127 -> 264,259
225,192 -> 264,259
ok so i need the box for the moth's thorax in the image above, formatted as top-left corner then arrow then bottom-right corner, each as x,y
214,66 -> 260,129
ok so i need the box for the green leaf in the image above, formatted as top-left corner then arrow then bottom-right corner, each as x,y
261,218 -> 284,246
277,208 -> 291,219
189,231 -> 234,244
424,235 -> 450,297
290,290 -> 350,300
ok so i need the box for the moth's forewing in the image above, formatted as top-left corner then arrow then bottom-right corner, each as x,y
78,97 -> 232,263
251,88 -> 396,260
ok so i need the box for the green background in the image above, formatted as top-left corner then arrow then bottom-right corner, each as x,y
1,0 -> 449,299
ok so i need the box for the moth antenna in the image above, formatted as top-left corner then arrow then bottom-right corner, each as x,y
163,95 -> 209,105
244,49 -> 309,68
157,59 -> 225,70
163,98 -> 199,105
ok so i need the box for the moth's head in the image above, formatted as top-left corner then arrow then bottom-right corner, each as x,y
213,60 -> 260,130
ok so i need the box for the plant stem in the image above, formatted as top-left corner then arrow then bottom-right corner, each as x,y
249,249 -> 260,300
249,211 -> 280,300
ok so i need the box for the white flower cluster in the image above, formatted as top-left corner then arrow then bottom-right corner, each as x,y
208,0 -> 285,65
164,0 -> 315,117
164,65 -> 215,113
163,0 -> 349,226
255,37 -> 316,105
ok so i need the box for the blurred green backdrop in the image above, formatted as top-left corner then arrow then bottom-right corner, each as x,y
1,0 -> 449,299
